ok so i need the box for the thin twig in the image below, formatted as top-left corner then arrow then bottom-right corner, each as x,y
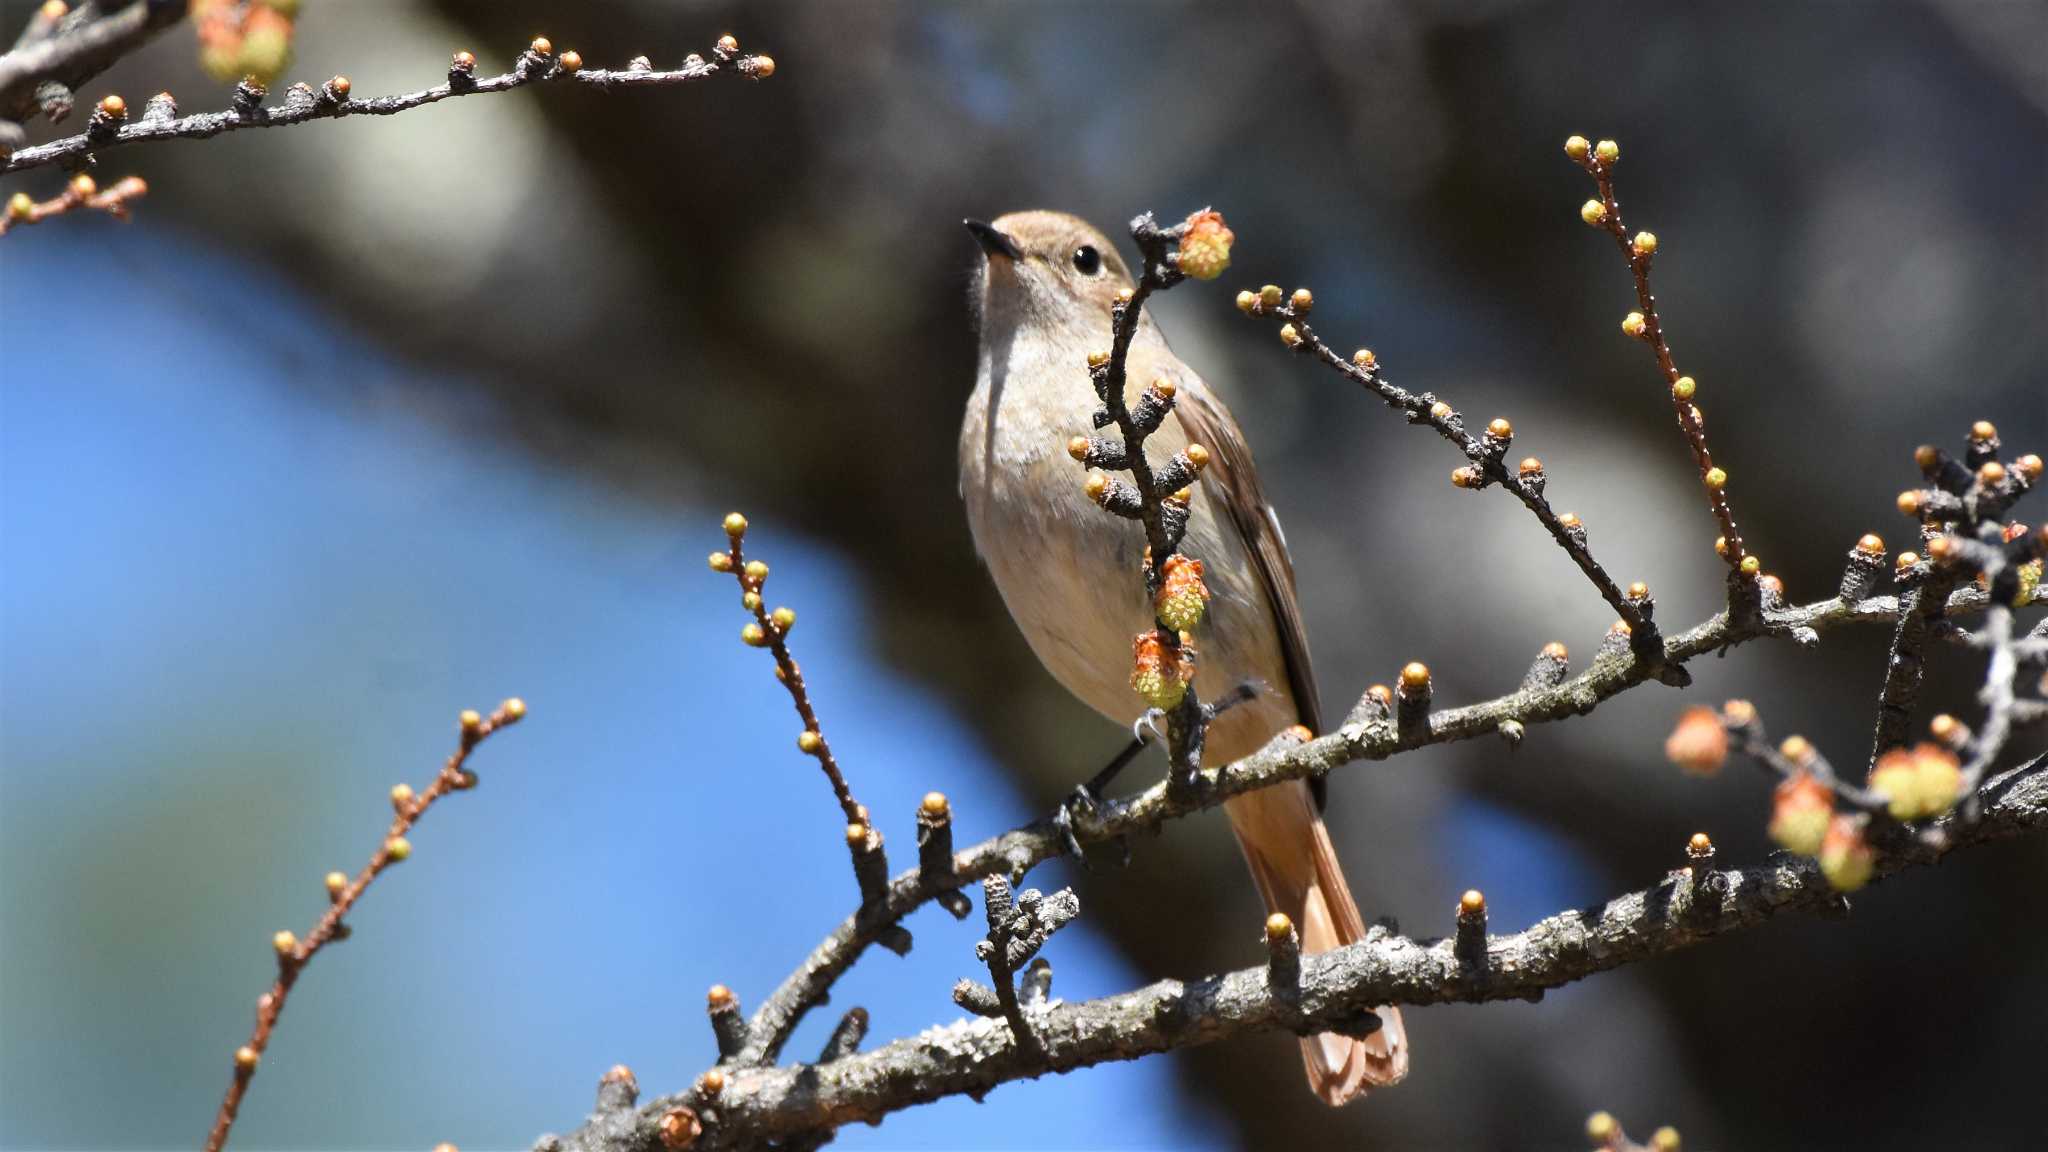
1721,703 -> 1889,814
0,168 -> 142,233
712,515 -> 865,830
1245,297 -> 1668,666
2,36 -> 773,176
1569,138 -> 1752,578
1073,210 -> 1210,782
204,698 -> 526,1152
1869,429 -> 2038,771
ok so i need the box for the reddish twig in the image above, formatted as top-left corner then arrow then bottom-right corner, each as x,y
0,166 -> 142,235
203,698 -> 527,1152
1568,136 -> 1752,581
709,513 -> 866,831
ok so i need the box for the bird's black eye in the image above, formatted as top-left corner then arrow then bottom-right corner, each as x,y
1071,245 -> 1102,275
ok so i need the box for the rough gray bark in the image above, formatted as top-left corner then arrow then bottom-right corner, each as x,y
2,42 -> 763,175
728,584 -> 1995,1074
540,758 -> 2047,1152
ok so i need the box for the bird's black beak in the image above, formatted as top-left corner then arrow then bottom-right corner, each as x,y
964,218 -> 1021,261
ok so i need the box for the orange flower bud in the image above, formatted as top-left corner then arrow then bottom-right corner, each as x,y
1177,209 -> 1234,280
1665,706 -> 1727,776
1769,772 -> 1833,855
1818,816 -> 1874,891
1155,555 -> 1210,633
1130,633 -> 1194,711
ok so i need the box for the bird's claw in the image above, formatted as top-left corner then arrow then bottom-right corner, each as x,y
1132,708 -> 1167,746
1051,784 -> 1097,865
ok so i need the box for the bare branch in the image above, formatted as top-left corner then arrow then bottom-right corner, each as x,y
0,0 -> 189,131
1567,135 -> 1754,583
715,581 -> 1998,1085
1241,295 -> 1668,667
205,698 -> 527,1152
546,757 -> 2048,1151
0,167 -> 142,233
1,36 -> 773,176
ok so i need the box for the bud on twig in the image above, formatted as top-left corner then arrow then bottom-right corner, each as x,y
706,984 -> 750,1061
1396,662 -> 1432,739
1455,889 -> 1488,970
1264,912 -> 1301,994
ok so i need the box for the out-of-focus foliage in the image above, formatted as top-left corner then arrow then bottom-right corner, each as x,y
1,2 -> 2042,1148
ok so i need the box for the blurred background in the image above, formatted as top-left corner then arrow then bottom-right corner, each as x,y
2,2 -> 2043,1149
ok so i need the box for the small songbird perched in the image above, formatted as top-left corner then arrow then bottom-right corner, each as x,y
958,211 -> 1408,1104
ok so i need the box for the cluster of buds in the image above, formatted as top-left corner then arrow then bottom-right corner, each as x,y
1067,222 -> 1230,722
708,513 -> 796,649
196,0 -> 298,85
1669,697 -> 1980,892
1175,209 -> 1234,280
1768,772 -> 1833,856
954,874 -> 1079,1048
1233,282 -> 1315,322
1154,555 -> 1210,632
1866,743 -> 1963,823
0,172 -> 148,236
1131,631 -> 1196,711
709,33 -> 778,78
1583,1110 -> 1680,1152
516,37 -> 591,80
1898,422 -> 2043,592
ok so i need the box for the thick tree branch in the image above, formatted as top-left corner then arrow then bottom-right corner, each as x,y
0,0 -> 188,133
546,757 -> 2048,1151
698,583 -> 2003,1100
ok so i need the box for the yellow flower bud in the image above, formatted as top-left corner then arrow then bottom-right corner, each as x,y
1769,772 -> 1832,856
1176,209 -> 1233,280
1818,816 -> 1873,891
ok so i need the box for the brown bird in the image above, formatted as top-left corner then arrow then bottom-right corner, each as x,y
959,210 -> 1407,1104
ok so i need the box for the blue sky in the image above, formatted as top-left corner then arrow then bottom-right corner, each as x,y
0,226 -> 1228,1149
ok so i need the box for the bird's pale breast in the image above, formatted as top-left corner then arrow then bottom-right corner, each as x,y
960,329 -> 1296,744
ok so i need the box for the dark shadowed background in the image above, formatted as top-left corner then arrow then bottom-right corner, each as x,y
2,2 -> 2044,1149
